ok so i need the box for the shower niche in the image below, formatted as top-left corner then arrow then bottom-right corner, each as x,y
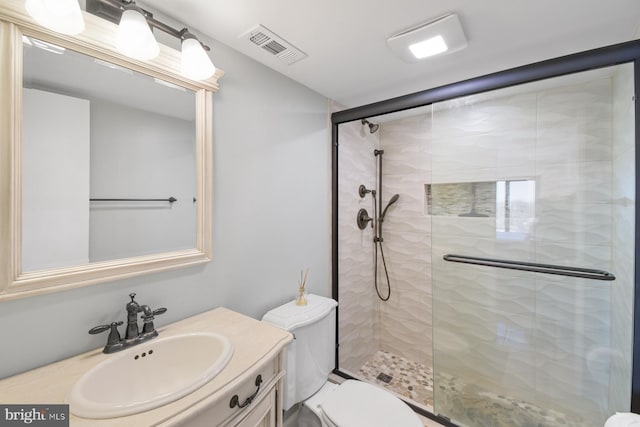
426,179 -> 536,237
334,57 -> 636,427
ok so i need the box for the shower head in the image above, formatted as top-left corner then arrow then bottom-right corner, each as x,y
380,194 -> 399,221
361,119 -> 380,134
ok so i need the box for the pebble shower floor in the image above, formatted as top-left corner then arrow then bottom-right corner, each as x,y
357,350 -> 593,427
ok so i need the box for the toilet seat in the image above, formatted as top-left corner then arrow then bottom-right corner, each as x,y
318,380 -> 422,427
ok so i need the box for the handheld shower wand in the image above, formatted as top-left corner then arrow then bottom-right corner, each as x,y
380,194 -> 399,222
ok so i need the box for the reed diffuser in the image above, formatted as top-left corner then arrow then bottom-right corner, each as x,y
296,268 -> 309,306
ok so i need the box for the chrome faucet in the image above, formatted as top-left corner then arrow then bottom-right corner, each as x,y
89,293 -> 167,354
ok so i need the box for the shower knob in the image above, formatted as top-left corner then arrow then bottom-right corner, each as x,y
356,209 -> 373,230
358,185 -> 372,198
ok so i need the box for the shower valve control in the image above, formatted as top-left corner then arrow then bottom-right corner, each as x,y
357,209 -> 373,230
358,184 -> 372,198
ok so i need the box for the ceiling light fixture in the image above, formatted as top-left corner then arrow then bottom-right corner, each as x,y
387,13 -> 467,63
409,35 -> 448,59
24,0 -> 85,35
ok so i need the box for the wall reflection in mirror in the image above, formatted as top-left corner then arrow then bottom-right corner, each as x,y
22,37 -> 197,273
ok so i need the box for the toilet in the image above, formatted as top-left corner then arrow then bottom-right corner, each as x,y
262,294 -> 422,427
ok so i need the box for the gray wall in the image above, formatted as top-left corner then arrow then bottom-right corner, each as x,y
89,100 -> 196,262
0,30 -> 330,379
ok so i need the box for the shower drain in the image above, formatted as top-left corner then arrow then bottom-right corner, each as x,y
376,372 -> 393,383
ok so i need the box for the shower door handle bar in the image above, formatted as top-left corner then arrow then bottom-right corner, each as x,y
443,254 -> 615,281
90,197 -> 177,203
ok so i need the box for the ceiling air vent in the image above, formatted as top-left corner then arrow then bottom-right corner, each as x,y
242,25 -> 307,65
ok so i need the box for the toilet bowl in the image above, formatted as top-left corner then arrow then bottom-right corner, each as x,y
298,380 -> 422,427
262,294 -> 422,427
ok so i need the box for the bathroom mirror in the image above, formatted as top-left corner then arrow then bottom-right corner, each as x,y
22,37 -> 198,272
0,1 -> 222,300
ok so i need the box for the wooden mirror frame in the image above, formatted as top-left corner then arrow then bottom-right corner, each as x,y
0,0 -> 220,301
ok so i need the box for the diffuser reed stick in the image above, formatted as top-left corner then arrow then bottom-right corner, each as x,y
296,268 -> 309,306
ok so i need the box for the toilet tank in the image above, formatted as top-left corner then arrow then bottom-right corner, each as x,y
262,294 -> 338,411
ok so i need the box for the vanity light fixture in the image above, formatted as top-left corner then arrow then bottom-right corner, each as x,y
24,0 -> 85,35
116,2 -> 159,61
180,30 -> 216,81
27,0 -> 218,81
91,0 -> 215,80
387,13 -> 467,63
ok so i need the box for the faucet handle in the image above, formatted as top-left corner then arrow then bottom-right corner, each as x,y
89,321 -> 123,335
153,307 -> 167,316
89,324 -> 111,335
142,307 -> 167,320
89,321 -> 124,347
141,308 -> 167,334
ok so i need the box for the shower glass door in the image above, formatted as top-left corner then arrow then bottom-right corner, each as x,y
430,63 -> 635,427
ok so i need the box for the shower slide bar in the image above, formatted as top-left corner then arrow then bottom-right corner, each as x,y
90,197 -> 177,203
443,254 -> 615,281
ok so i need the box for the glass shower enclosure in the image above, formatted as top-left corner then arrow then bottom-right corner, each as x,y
333,53 -> 637,427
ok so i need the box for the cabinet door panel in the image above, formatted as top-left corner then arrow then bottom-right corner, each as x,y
233,387 -> 276,427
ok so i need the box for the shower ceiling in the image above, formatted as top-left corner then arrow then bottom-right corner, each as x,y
140,0 -> 640,107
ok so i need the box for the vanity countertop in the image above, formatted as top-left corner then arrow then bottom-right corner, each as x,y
0,307 -> 292,426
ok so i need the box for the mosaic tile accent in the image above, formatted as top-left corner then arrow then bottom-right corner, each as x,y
358,350 -> 593,427
435,371 -> 593,427
359,350 -> 434,410
426,182 -> 496,217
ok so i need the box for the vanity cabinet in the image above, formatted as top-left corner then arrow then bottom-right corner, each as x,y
175,347 -> 285,427
177,379 -> 280,427
0,308 -> 292,427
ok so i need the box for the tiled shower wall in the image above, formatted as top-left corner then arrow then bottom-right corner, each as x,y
378,116 -> 433,366
337,115 -> 380,374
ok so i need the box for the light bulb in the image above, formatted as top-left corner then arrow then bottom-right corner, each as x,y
181,37 -> 216,81
117,8 -> 159,61
25,0 -> 85,35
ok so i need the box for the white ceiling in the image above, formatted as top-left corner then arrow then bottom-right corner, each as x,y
142,0 -> 640,108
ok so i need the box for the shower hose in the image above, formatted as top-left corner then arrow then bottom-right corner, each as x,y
374,239 -> 391,301
372,192 -> 391,301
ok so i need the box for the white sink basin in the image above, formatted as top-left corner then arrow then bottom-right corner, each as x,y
70,332 -> 233,419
